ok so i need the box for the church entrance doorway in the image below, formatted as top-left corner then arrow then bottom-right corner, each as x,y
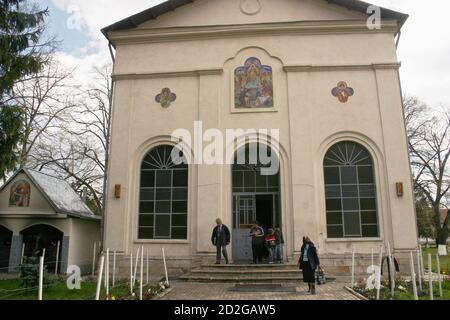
231,143 -> 281,262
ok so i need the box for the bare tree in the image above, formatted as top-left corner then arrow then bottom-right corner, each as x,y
34,132 -> 104,214
35,64 -> 113,215
404,96 -> 450,245
11,57 -> 75,168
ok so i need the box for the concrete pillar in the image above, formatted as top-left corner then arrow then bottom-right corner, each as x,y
374,66 -> 418,251
8,234 -> 23,273
60,236 -> 70,274
196,71 -> 222,254
286,70 -> 318,253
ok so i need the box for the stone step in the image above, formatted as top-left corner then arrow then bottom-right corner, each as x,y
179,275 -> 311,283
191,269 -> 300,274
180,262 -> 369,283
198,264 -> 367,275
200,263 -> 297,268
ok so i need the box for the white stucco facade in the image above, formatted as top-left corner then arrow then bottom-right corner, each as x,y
103,0 -> 418,271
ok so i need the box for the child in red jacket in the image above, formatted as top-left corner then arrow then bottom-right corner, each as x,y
265,229 -> 277,264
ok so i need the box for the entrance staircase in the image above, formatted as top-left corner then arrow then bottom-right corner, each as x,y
179,256 -> 373,283
178,263 -> 347,283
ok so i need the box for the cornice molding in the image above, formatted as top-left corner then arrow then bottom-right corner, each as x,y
112,68 -> 223,80
283,62 -> 401,72
107,20 -> 399,45
112,63 -> 401,81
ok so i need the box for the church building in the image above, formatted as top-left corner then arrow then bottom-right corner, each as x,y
102,0 -> 418,274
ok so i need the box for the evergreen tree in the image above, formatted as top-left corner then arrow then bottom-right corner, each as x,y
0,0 -> 48,179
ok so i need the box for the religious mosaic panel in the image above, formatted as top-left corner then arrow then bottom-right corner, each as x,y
332,81 -> 354,103
155,88 -> 177,108
235,57 -> 273,109
9,180 -> 31,207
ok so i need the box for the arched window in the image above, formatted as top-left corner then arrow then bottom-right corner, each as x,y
139,145 -> 188,240
323,141 -> 379,238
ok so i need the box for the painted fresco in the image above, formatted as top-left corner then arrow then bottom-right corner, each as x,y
332,81 -> 354,103
235,57 -> 273,108
9,180 -> 31,207
155,88 -> 177,108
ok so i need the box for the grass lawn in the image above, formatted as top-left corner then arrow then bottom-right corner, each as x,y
0,278 -> 136,300
394,280 -> 450,300
422,246 -> 450,274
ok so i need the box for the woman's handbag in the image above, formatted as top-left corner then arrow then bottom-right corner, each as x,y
316,267 -> 326,285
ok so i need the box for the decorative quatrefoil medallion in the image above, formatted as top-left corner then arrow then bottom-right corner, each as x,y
240,0 -> 261,16
332,81 -> 355,103
155,88 -> 177,108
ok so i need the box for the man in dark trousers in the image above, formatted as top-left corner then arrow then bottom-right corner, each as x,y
211,218 -> 231,264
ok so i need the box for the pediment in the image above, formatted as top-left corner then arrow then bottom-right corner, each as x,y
137,0 -> 368,29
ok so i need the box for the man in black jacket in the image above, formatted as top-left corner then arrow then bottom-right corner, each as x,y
211,218 -> 230,264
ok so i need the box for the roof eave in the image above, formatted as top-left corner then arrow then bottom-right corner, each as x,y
101,0 -> 195,42
101,0 -> 409,42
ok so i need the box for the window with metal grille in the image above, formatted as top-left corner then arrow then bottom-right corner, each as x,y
323,141 -> 379,238
139,145 -> 188,240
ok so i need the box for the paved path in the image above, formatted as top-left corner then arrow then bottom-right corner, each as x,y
160,281 -> 358,300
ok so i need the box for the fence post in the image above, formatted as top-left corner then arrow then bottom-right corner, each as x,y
436,254 -> 443,297
416,249 -> 423,293
146,248 -> 149,285
140,246 -> 144,300
133,247 -> 140,288
409,251 -> 418,300
38,254 -> 44,300
387,242 -> 395,298
371,248 -> 374,268
105,248 -> 109,300
55,241 -> 60,275
92,242 -> 97,276
95,254 -> 105,300
376,245 -> 383,300
21,242 -> 25,265
351,245 -> 355,288
419,246 -> 425,283
130,252 -> 133,295
428,253 -> 433,300
112,250 -> 116,288
162,248 -> 169,287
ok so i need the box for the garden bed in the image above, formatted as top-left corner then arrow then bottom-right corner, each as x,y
0,277 -> 170,301
351,279 -> 450,300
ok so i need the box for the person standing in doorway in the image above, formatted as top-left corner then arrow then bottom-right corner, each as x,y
274,226 -> 284,264
265,229 -> 277,264
297,236 -> 320,295
211,218 -> 230,264
250,222 -> 265,264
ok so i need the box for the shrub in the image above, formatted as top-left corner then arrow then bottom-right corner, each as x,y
19,257 -> 52,291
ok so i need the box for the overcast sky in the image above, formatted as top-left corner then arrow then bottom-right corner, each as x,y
41,0 -> 450,107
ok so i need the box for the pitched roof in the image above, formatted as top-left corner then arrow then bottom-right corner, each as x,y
102,0 -> 408,37
0,168 -> 100,221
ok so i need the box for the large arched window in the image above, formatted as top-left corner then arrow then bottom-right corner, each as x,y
323,141 -> 379,238
139,145 -> 188,240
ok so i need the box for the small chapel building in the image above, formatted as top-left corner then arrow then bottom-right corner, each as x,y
102,0 -> 418,274
0,169 -> 100,274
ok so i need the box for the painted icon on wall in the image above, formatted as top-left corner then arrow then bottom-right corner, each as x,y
332,81 -> 354,103
235,57 -> 273,108
9,180 -> 31,207
155,88 -> 177,108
